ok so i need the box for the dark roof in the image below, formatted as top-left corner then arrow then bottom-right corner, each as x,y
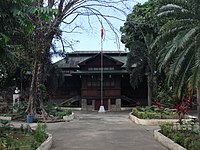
54,51 -> 128,68
72,70 -> 128,75
78,52 -> 124,66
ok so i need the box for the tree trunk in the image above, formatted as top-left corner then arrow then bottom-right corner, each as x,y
25,59 -> 38,115
147,76 -> 153,106
26,28 -> 52,118
197,87 -> 200,130
26,55 -> 48,117
36,62 -> 48,117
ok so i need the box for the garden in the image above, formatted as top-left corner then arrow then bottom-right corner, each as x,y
0,100 -> 71,150
130,95 -> 200,149
159,121 -> 200,150
0,120 -> 48,150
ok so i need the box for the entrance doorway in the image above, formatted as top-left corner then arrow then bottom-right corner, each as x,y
95,99 -> 108,110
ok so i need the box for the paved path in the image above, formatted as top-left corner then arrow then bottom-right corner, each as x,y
48,111 -> 167,150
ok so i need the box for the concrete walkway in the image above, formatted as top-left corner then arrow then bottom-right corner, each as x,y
48,111 -> 167,150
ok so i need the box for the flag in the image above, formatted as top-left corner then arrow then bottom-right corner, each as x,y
100,22 -> 104,39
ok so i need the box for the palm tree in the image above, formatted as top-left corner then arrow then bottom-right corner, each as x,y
157,0 -> 200,127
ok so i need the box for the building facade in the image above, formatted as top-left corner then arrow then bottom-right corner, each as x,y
53,51 -> 147,111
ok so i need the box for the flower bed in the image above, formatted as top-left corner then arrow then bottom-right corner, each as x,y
132,106 -> 177,119
154,129 -> 186,150
0,120 -> 51,150
156,122 -> 200,150
129,113 -> 180,126
129,106 -> 192,125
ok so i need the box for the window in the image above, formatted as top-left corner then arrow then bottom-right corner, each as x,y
87,76 -> 115,87
88,67 -> 114,71
104,78 -> 115,87
87,76 -> 100,87
88,68 -> 93,71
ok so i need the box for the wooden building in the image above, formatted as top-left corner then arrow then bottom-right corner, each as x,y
53,51 -> 147,111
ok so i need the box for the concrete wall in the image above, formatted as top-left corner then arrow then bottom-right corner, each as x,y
81,99 -> 87,111
110,99 -> 121,111
82,99 -> 95,111
87,100 -> 95,111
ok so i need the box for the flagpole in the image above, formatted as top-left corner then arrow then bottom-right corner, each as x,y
98,22 -> 105,113
101,35 -> 103,106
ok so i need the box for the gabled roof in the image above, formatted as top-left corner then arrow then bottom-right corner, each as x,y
54,51 -> 128,68
78,52 -> 123,66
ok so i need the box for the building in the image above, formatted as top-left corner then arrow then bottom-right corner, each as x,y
53,51 -> 147,111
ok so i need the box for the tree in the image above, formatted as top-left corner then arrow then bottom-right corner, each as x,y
0,0 -> 32,90
120,0 -> 159,105
157,0 -> 200,127
22,0 -> 131,117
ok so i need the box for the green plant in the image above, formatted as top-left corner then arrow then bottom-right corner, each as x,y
132,106 -> 175,119
12,101 -> 27,114
172,132 -> 184,145
154,85 -> 175,107
0,119 -> 13,130
148,112 -> 161,119
184,137 -> 193,150
45,103 -> 72,117
30,139 -> 40,150
137,112 -> 147,119
0,137 -> 7,149
160,122 -> 200,150
188,140 -> 200,150
33,123 -> 48,143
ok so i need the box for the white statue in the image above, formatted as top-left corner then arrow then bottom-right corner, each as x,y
13,87 -> 20,112
14,87 -> 20,94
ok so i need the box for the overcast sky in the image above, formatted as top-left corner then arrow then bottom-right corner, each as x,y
52,0 -> 147,62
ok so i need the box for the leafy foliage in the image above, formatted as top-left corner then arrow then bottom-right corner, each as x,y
120,0 -> 162,105
0,120 -> 47,149
157,0 -> 200,94
132,106 -> 176,119
0,0 -> 32,90
160,121 -> 200,150
45,103 -> 72,117
121,0 -> 159,89
33,123 -> 48,143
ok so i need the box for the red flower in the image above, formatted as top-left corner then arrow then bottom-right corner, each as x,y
175,102 -> 189,115
152,99 -> 163,107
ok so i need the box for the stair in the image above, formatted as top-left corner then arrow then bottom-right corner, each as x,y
60,96 -> 81,106
121,95 -> 137,105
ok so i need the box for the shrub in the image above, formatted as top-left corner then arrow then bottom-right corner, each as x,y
172,132 -> 184,145
160,123 -> 172,135
184,137 -> 193,149
56,109 -> 72,117
188,140 -> 200,150
33,123 -> 48,143
160,123 -> 200,150
12,101 -> 27,114
132,106 -> 175,119
45,103 -> 72,117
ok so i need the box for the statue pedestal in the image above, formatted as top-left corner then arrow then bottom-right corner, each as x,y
13,94 -> 20,112
98,106 -> 106,113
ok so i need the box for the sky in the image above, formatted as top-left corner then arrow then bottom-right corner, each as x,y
52,0 -> 147,62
